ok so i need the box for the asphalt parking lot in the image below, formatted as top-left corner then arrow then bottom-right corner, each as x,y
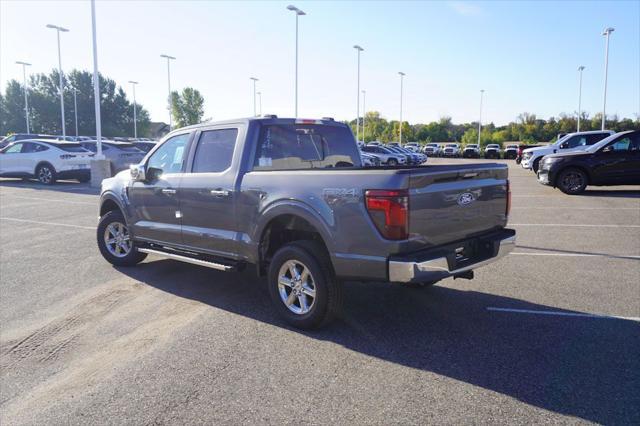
1,159 -> 639,425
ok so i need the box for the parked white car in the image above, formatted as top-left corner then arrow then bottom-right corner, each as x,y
521,130 -> 614,172
442,143 -> 461,158
404,142 -> 420,152
503,144 -> 519,159
0,139 -> 94,184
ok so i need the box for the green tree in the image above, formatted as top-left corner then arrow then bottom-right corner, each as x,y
171,87 -> 205,128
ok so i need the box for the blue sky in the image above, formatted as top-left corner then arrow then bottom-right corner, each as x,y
1,0 -> 638,125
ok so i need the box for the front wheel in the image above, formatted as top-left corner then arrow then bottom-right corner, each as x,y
557,168 -> 588,195
268,241 -> 343,329
97,210 -> 147,266
532,158 -> 541,173
387,158 -> 398,166
36,163 -> 56,185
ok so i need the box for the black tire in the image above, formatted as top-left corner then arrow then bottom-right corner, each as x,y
97,210 -> 147,266
36,163 -> 57,185
387,158 -> 398,166
556,168 -> 588,195
532,158 -> 541,173
268,240 -> 343,329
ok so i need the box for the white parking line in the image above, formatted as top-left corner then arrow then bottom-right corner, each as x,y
487,307 -> 640,322
0,195 -> 95,205
510,223 -> 640,228
510,252 -> 640,260
0,217 -> 94,230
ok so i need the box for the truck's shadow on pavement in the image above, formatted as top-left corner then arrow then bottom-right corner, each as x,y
118,260 -> 640,424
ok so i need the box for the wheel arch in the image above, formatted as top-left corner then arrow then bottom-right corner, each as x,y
553,164 -> 592,187
34,161 -> 56,175
99,193 -> 125,218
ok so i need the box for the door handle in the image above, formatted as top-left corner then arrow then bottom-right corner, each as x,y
210,189 -> 230,197
162,188 -> 177,195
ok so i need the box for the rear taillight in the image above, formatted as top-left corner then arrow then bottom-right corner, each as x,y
506,180 -> 511,217
60,154 -> 75,159
365,189 -> 409,240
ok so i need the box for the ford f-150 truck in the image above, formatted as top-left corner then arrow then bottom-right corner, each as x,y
97,117 -> 515,329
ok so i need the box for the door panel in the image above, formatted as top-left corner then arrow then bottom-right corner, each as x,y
0,143 -> 25,174
178,128 -> 239,258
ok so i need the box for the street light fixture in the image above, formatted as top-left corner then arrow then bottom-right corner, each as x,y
287,5 -> 305,118
353,45 -> 364,143
46,24 -> 69,137
601,27 -> 614,130
577,66 -> 585,132
250,77 -> 259,116
361,89 -> 366,142
160,54 -> 176,130
15,61 -> 31,133
398,72 -> 405,144
478,89 -> 485,146
129,81 -> 139,138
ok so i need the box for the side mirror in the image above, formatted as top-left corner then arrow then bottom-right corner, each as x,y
559,142 -> 568,149
130,164 -> 146,182
146,166 -> 163,181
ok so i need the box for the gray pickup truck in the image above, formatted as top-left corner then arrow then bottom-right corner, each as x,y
97,117 -> 515,328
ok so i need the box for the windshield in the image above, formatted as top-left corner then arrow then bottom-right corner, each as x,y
586,132 -> 627,153
466,145 -> 478,148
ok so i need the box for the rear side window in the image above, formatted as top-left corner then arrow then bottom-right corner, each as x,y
586,133 -> 610,145
192,129 -> 238,173
253,124 -> 360,170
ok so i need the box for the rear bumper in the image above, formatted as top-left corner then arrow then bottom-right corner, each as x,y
388,228 -> 516,283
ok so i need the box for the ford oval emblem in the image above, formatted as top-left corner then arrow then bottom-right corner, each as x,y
457,192 -> 475,206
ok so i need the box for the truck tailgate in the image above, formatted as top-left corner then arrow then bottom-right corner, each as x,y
407,165 -> 509,247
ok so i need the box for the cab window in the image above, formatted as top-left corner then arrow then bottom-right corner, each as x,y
192,129 -> 238,173
147,133 -> 190,174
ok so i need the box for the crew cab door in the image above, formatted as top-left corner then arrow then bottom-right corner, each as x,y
178,126 -> 241,258
592,133 -> 640,184
128,132 -> 191,244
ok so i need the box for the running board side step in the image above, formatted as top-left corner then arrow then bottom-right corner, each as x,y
138,248 -> 234,272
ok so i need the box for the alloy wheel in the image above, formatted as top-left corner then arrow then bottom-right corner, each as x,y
103,222 -> 132,257
277,260 -> 316,315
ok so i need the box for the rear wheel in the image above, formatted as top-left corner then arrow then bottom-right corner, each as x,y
387,158 -> 398,166
36,163 -> 56,185
97,210 -> 147,266
557,168 -> 588,195
268,241 -> 343,329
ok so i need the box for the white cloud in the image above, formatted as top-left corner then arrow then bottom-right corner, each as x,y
449,1 -> 483,16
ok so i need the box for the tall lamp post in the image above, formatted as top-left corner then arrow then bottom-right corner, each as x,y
129,80 -> 139,138
286,5 -> 305,118
250,77 -> 259,116
73,87 -> 78,136
577,66 -> 585,132
46,24 -> 69,137
478,89 -> 485,146
398,72 -> 405,144
361,90 -> 366,142
353,45 -> 364,143
601,27 -> 614,130
257,91 -> 263,116
160,54 -> 176,130
15,61 -> 31,133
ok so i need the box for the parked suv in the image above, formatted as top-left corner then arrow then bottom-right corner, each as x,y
423,143 -> 440,157
80,140 -> 146,174
503,144 -> 519,159
0,140 -> 93,184
538,130 -> 640,194
442,143 -> 461,158
361,145 -> 407,165
96,117 -> 514,329
522,130 -> 614,173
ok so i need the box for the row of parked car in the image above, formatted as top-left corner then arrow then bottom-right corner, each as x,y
518,129 -> 640,194
0,133 -> 158,184
359,142 -> 428,166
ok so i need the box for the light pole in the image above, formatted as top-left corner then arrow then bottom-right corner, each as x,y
287,5 -> 305,118
398,72 -> 405,144
46,24 -> 69,137
129,81 -> 138,138
577,66 -> 585,132
601,27 -> 614,130
160,54 -> 176,130
361,90 -> 366,142
15,61 -> 31,133
250,77 -> 259,116
73,87 -> 78,136
478,89 -> 485,146
257,91 -> 263,116
353,45 -> 364,142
